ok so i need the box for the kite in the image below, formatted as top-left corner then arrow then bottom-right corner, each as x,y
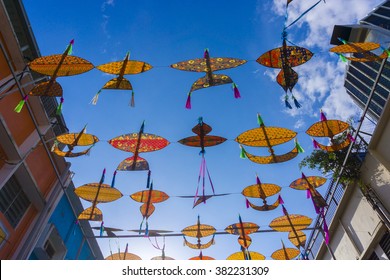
306,110 -> 353,152
181,215 -> 216,250
271,240 -> 300,260
189,252 -> 215,260
105,244 -> 141,260
226,251 -> 265,260
16,39 -> 94,113
330,38 -> 389,62
109,121 -> 169,171
236,114 -> 304,164
170,49 -> 246,109
130,182 -> 169,236
289,173 -> 327,214
75,169 -> 122,221
225,215 -> 259,260
242,174 -> 282,211
94,52 -> 152,107
269,201 -> 313,249
178,117 -> 226,207
51,125 -> 99,157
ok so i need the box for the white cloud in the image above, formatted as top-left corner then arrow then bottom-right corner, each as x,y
294,118 -> 306,129
263,0 -> 383,121
101,0 -> 115,12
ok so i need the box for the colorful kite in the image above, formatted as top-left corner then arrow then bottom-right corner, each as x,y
242,174 -> 282,211
130,182 -> 169,235
178,117 -> 226,207
271,240 -> 300,260
189,252 -> 215,260
181,216 -> 216,250
16,40 -> 94,113
226,251 -> 265,260
225,215 -> 259,260
94,52 -> 152,107
330,39 -> 389,62
237,114 -> 303,164
306,110 -> 353,152
109,121 -> 169,171
170,49 -> 246,109
51,125 -> 99,157
75,169 -> 122,221
289,173 -> 327,214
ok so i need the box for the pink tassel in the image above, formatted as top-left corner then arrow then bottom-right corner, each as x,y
203,49 -> 209,58
185,93 -> 191,109
312,139 -> 320,149
256,175 -> 261,185
306,189 -> 311,199
301,172 -> 307,179
233,83 -> 241,98
320,109 -> 327,121
323,218 -> 330,244
347,133 -> 355,142
245,198 -> 250,208
278,195 -> 284,204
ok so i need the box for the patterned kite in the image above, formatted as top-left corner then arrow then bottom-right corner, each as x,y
237,114 -> 304,164
105,244 -> 141,260
16,39 -> 94,113
271,240 -> 300,260
130,182 -> 169,235
109,121 -> 169,171
178,117 -> 226,207
94,52 -> 152,107
269,202 -> 313,249
226,251 -> 265,260
242,174 -> 282,211
306,110 -> 353,152
170,49 -> 246,109
330,39 -> 389,62
225,215 -> 259,260
181,216 -> 216,250
51,125 -> 99,157
289,173 -> 327,214
75,169 -> 122,221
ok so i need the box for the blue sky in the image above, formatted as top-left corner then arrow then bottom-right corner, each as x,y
23,0 -> 383,260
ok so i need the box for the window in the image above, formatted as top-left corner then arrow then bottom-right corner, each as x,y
0,175 -> 31,228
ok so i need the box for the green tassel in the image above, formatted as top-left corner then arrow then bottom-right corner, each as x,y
257,113 -> 264,126
14,95 -> 28,113
295,138 -> 304,153
67,39 -> 74,55
240,145 -> 246,159
338,53 -> 347,62
56,97 -> 64,115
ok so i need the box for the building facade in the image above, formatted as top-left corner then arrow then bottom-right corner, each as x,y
0,0 -> 101,259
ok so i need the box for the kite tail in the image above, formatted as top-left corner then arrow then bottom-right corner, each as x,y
232,83 -> 241,98
56,97 -> 64,115
14,95 -> 28,113
284,94 -> 292,109
185,92 -> 192,109
91,90 -> 101,105
292,95 -> 301,108
130,90 -> 135,107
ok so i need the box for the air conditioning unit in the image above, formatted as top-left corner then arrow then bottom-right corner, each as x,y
33,223 -> 67,260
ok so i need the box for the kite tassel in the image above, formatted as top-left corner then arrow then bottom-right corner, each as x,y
14,95 -> 28,113
295,138 -> 305,153
203,48 -> 209,58
67,39 -> 74,55
278,194 -> 284,204
139,219 -> 144,235
306,189 -> 311,199
91,90 -> 101,105
185,93 -> 191,109
257,113 -> 264,126
233,83 -> 241,98
338,53 -> 347,62
146,170 -> 151,189
239,145 -> 246,159
130,90 -> 135,107
145,221 -> 149,236
380,46 -> 390,56
312,138 -> 320,149
292,95 -> 301,108
245,198 -> 250,209
111,170 -> 117,188
347,133 -> 355,142
99,221 -> 104,237
323,218 -> 330,244
284,94 -> 292,109
56,97 -> 64,115
320,109 -> 327,121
